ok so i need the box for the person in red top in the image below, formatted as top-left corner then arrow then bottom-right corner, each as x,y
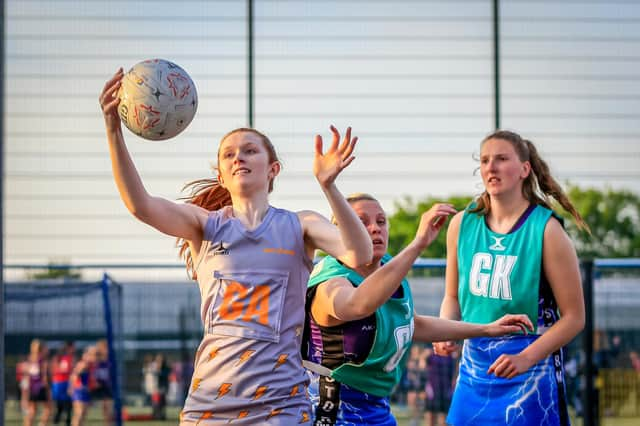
51,341 -> 75,426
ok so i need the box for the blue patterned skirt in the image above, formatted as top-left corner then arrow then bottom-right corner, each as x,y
447,335 -> 570,426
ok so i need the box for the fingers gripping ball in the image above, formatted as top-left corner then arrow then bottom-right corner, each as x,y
117,59 -> 198,141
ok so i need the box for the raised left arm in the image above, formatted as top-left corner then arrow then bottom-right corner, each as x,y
300,126 -> 372,268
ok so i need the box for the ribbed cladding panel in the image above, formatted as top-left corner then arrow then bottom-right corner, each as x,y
253,0 -> 495,215
5,0 -> 248,264
500,0 -> 640,192
7,0 -> 637,265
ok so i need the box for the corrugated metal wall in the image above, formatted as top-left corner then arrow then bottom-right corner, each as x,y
5,0 -> 639,264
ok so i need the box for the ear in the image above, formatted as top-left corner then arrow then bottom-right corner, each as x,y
217,172 -> 225,188
268,161 -> 281,180
521,160 -> 531,180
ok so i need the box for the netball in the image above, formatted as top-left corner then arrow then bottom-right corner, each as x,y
117,59 -> 197,141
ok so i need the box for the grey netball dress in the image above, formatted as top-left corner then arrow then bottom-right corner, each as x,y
180,206 -> 313,425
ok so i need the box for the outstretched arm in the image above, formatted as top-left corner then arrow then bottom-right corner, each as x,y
311,204 -> 455,325
99,68 -> 207,242
433,211 -> 464,355
300,126 -> 371,268
414,314 -> 533,343
488,218 -> 585,379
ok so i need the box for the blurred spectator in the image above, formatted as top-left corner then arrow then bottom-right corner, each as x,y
424,347 -> 457,426
51,341 -> 75,426
142,354 -> 158,407
24,339 -> 53,426
90,339 -> 113,423
15,355 -> 29,414
70,346 -> 97,426
152,354 -> 170,420
406,344 -> 428,426
167,362 -> 181,405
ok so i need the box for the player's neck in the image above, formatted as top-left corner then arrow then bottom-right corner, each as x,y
487,195 -> 530,233
230,194 -> 271,230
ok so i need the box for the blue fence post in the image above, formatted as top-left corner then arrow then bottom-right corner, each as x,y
581,259 -> 597,426
101,273 -> 123,426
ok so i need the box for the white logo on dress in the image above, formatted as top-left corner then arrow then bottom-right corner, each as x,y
211,241 -> 230,256
489,236 -> 506,251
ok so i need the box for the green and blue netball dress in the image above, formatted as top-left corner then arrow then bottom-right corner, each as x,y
303,254 -> 414,426
447,204 -> 570,426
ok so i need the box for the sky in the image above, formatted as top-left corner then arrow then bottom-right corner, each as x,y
4,0 -> 640,269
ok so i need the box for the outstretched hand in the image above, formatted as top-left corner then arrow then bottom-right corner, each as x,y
485,314 -> 534,337
313,125 -> 358,188
414,203 -> 457,250
433,340 -> 459,357
99,68 -> 124,131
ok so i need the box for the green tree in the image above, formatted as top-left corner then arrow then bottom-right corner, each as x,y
560,186 -> 640,258
387,186 -> 640,260
27,262 -> 82,280
388,195 -> 473,258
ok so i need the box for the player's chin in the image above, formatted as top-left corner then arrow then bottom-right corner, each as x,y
368,247 -> 384,261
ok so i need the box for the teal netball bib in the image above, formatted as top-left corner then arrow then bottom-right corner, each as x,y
457,205 -> 552,333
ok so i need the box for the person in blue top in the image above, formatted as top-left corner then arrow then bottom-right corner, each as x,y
303,193 -> 534,426
70,346 -> 96,426
434,130 -> 590,425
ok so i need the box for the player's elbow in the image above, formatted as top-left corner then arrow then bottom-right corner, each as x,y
128,200 -> 154,224
343,297 -> 376,322
129,204 -> 148,221
565,308 -> 585,337
341,249 -> 373,270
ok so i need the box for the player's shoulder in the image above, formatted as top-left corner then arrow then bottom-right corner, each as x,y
543,213 -> 566,239
451,210 -> 466,224
296,209 -> 321,222
446,210 -> 465,235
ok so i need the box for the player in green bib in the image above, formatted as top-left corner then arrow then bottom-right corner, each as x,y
435,130 -> 590,425
303,193 -> 534,426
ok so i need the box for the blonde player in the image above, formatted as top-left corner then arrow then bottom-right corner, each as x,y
303,193 -> 534,425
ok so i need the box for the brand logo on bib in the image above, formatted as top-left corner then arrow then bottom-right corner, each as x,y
489,236 -> 506,251
211,242 -> 230,256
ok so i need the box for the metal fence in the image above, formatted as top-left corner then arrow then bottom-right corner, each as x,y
4,259 -> 640,425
